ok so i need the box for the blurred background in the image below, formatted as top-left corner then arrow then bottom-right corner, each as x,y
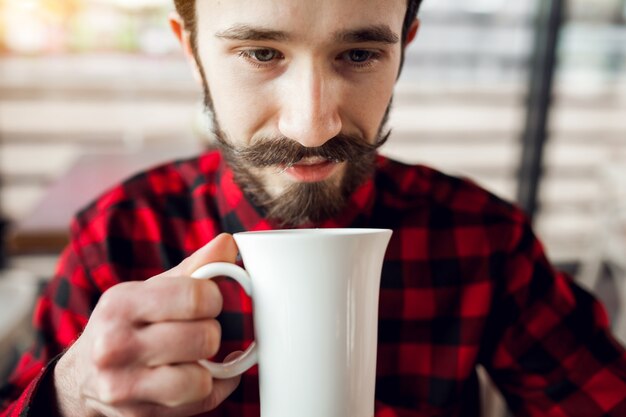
0,0 -> 625,414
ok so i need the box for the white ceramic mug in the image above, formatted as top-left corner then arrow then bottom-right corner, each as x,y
191,228 -> 392,417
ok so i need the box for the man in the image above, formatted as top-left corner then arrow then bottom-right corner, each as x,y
1,0 -> 625,416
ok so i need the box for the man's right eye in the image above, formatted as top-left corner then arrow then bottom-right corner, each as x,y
239,48 -> 283,65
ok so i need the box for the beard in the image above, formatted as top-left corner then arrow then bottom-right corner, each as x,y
201,81 -> 392,227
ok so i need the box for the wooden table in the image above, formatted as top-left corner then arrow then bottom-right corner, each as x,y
9,147 -> 202,254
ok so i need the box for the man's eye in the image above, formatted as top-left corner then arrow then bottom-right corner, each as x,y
338,49 -> 381,69
244,48 -> 280,62
346,49 -> 374,63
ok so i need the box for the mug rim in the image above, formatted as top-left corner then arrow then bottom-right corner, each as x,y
234,228 -> 392,237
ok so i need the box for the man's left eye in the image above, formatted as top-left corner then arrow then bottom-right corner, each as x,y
345,49 -> 374,63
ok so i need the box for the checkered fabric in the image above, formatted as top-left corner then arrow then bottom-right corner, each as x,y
2,150 -> 625,416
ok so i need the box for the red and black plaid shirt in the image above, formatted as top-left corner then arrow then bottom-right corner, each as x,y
2,150 -> 625,416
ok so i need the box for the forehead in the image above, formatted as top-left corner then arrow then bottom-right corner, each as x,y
195,0 -> 407,42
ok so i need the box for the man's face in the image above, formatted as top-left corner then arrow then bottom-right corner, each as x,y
190,0 -> 407,225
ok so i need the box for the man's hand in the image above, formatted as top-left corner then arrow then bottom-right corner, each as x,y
54,233 -> 241,417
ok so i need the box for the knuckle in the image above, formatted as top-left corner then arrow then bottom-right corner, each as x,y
201,280 -> 223,315
91,332 -> 115,367
197,369 -> 214,397
208,281 -> 224,313
187,280 -> 220,317
97,282 -> 136,320
176,256 -> 191,275
92,326 -> 134,367
188,281 -> 207,317
97,372 -> 129,404
155,368 -> 213,408
96,290 -> 118,320
201,387 -> 220,411
201,320 -> 222,358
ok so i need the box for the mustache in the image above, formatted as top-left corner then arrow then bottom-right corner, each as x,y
216,131 -> 390,168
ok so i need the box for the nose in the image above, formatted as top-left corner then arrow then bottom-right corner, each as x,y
278,62 -> 342,148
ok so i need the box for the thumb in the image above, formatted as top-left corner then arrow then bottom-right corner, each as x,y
180,233 -> 239,275
158,233 -> 239,279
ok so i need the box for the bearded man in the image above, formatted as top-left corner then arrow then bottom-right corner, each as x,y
1,1 -> 625,416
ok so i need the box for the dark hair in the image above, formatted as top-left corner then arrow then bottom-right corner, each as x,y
402,0 -> 423,45
173,0 -> 423,53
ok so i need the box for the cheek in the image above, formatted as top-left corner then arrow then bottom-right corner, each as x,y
203,58 -> 274,142
345,73 -> 396,138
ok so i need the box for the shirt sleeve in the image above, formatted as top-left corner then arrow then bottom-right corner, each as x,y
482,221 -> 626,416
0,242 -> 97,416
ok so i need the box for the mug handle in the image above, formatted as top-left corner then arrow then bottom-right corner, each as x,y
190,262 -> 258,379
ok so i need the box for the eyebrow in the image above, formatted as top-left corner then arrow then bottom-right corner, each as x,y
334,25 -> 399,44
215,24 -> 399,45
215,25 -> 289,41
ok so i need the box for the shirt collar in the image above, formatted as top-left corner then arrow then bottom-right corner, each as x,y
214,152 -> 376,233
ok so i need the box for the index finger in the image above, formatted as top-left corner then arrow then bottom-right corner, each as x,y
131,233 -> 239,322
132,276 -> 224,322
